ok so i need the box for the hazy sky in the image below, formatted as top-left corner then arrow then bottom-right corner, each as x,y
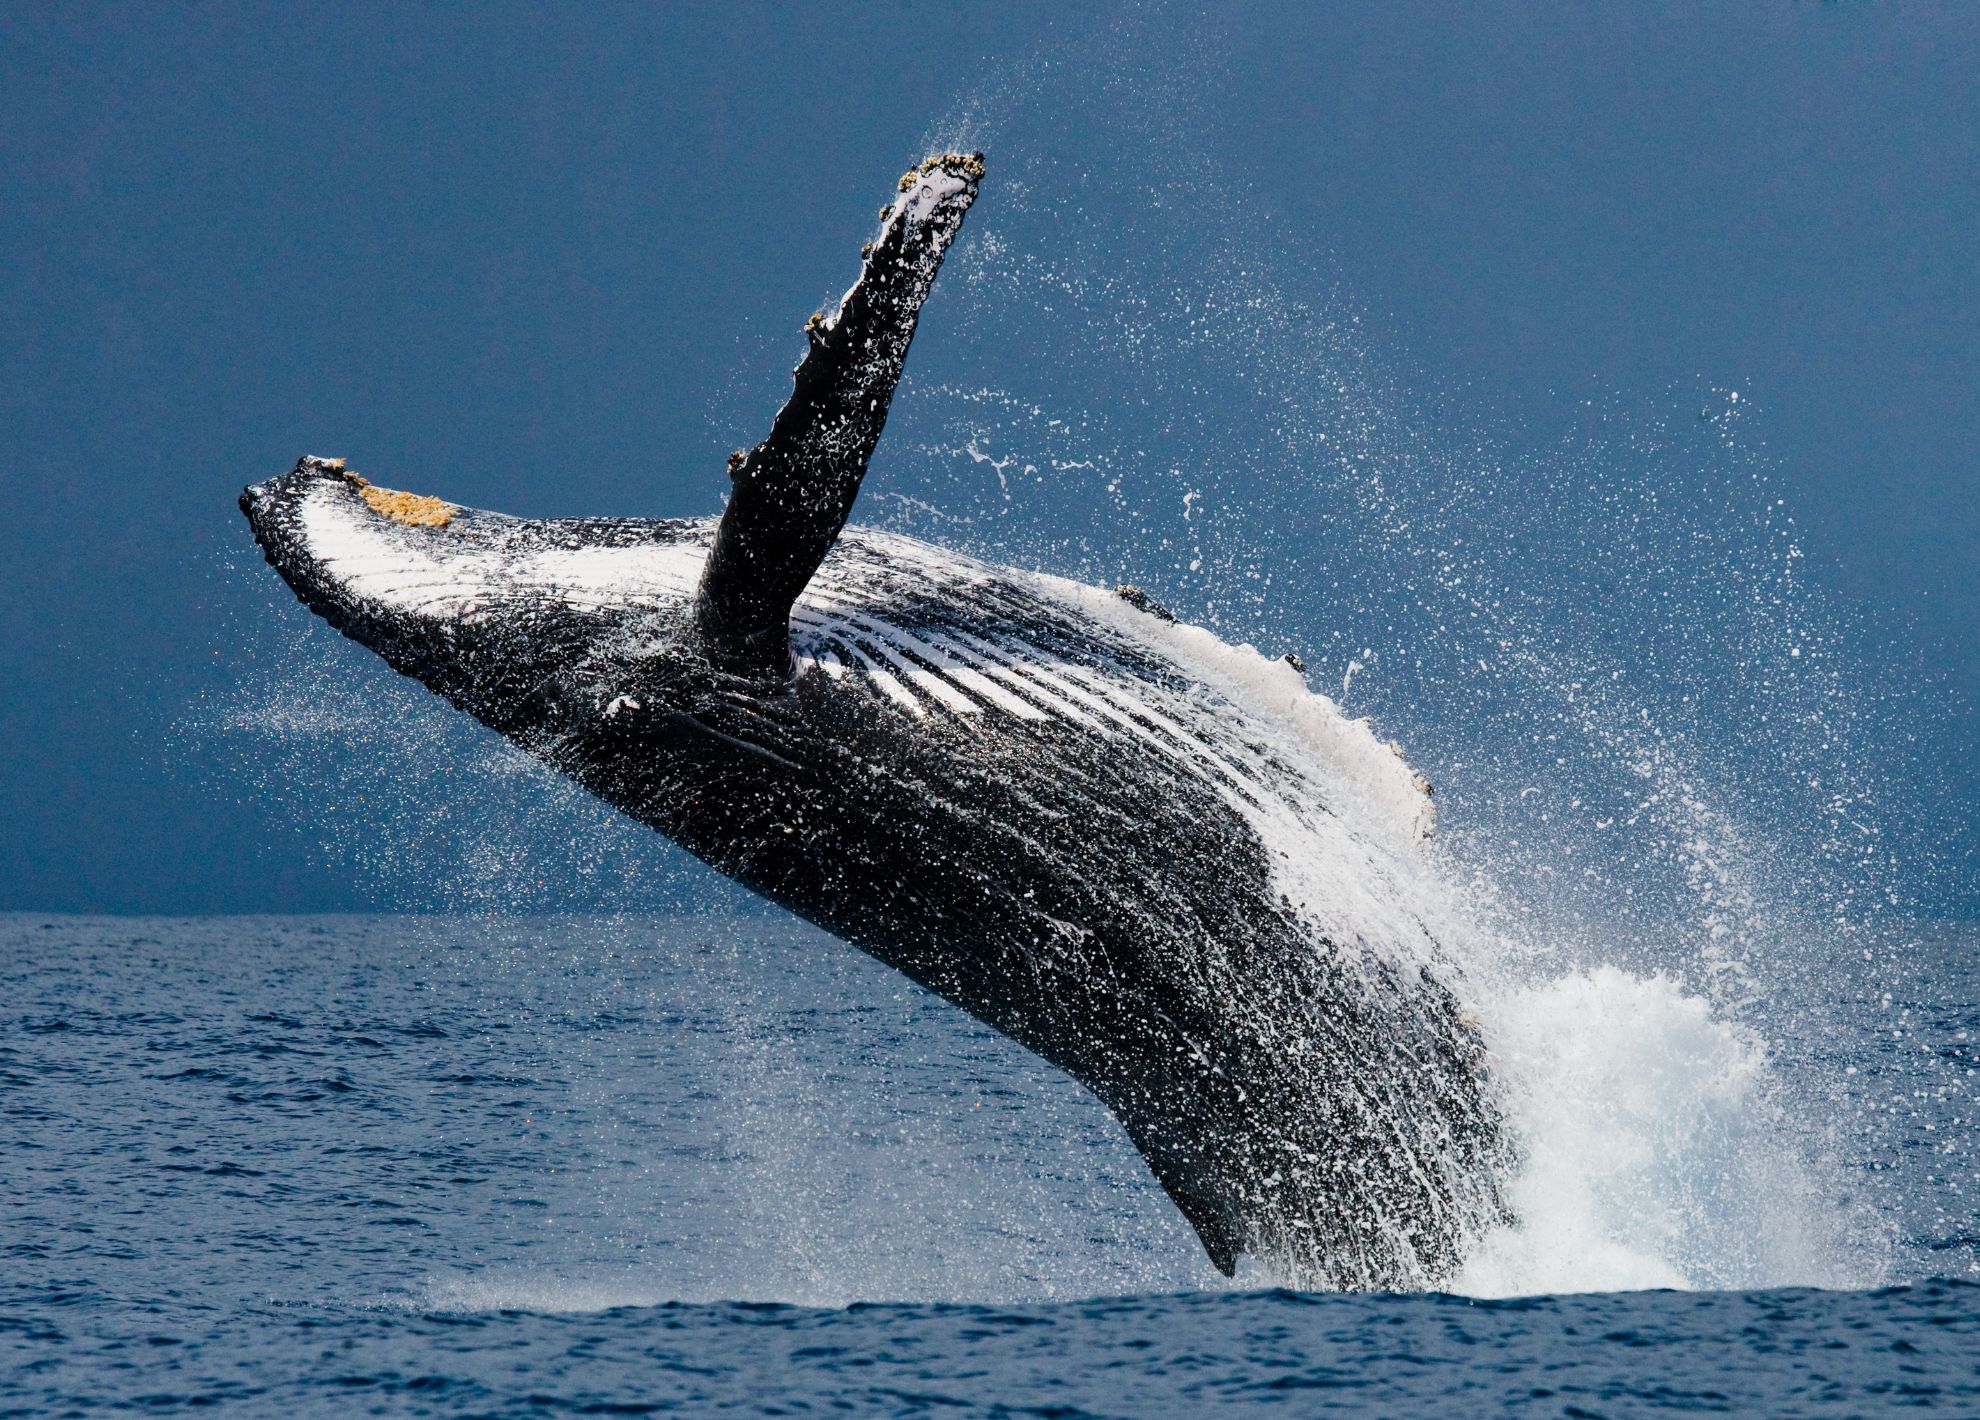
3,3 -> 1974,913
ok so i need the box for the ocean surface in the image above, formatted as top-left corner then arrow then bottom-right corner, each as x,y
5,913 -> 1976,1416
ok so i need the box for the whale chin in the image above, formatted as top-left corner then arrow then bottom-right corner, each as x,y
241,454 -> 716,723
243,455 -> 487,606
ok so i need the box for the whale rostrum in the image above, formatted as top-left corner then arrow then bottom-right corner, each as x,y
240,152 -> 1512,1288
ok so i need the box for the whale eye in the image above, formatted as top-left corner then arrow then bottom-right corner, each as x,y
355,482 -> 455,528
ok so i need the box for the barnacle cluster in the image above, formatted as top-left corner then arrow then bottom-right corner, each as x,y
355,480 -> 455,528
896,150 -> 987,192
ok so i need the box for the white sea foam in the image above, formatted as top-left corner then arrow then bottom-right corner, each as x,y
1458,967 -> 1862,1296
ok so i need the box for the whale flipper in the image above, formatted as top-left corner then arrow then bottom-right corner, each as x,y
694,153 -> 983,672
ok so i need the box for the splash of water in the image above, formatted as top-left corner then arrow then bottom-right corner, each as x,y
1463,969 -> 1865,1294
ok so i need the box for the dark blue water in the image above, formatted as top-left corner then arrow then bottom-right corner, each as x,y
6,914 -> 1976,1415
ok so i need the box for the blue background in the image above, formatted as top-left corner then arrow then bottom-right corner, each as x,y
3,2 -> 1973,913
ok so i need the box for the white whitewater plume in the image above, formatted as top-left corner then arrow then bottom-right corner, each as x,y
1459,968 -> 1870,1296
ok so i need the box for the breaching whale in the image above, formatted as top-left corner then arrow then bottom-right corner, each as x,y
240,152 -> 1509,1288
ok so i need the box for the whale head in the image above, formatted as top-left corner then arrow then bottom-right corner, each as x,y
240,456 -> 710,736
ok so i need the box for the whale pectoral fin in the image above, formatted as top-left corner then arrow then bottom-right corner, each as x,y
693,154 -> 983,672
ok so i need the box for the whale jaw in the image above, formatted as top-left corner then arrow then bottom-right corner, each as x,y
242,457 -> 472,632
239,456 -> 714,740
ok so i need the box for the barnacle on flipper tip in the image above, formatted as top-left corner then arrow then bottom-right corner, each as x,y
935,150 -> 987,180
897,151 -> 988,192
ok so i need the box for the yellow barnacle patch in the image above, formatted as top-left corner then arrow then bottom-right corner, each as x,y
359,483 -> 455,528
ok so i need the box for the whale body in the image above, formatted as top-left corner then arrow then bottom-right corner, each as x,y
240,153 -> 1508,1288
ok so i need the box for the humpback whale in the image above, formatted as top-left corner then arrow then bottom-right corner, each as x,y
240,152 -> 1509,1289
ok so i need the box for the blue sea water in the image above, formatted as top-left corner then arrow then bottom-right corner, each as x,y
4,913 -> 1976,1416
